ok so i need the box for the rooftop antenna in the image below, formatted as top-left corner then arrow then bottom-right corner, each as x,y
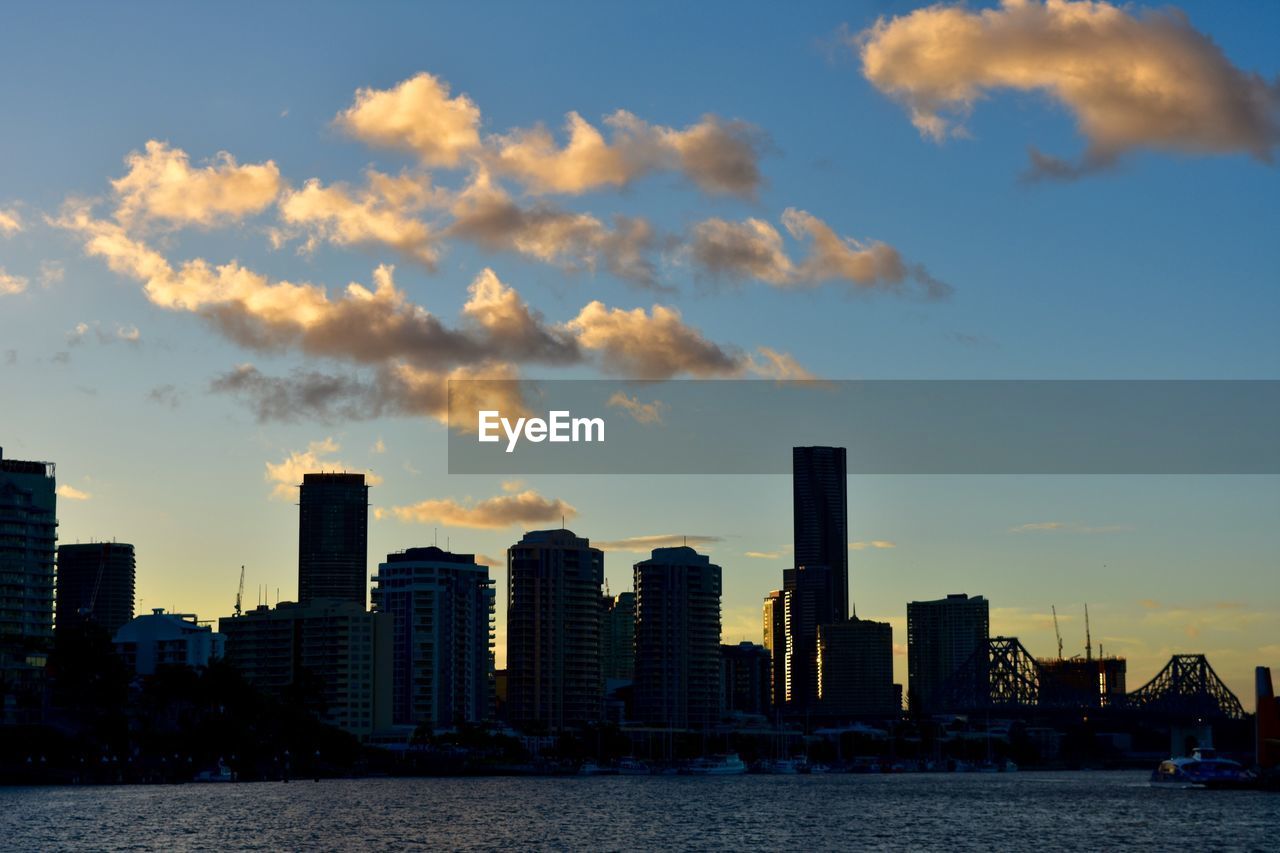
1084,603 -> 1093,661
1052,605 -> 1063,660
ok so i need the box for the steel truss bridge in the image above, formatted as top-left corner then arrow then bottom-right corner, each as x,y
937,641 -> 1244,719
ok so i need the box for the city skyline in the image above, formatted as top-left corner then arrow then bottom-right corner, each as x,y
1,0 -> 1277,705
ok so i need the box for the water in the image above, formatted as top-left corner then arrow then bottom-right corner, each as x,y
1,772 -> 1276,851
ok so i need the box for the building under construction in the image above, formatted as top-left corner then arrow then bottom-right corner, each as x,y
1038,656 -> 1127,708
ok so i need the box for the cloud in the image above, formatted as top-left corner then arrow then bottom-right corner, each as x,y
491,110 -> 764,197
856,0 -> 1280,176
849,540 -> 896,550
336,72 -> 482,168
112,140 -> 282,226
147,384 -> 181,409
276,169 -> 442,266
38,261 -> 66,288
66,320 -> 142,346
592,533 -> 723,553
744,549 -> 785,559
379,488 -> 576,529
0,268 -> 29,296
56,484 -> 92,501
448,170 -> 667,288
566,301 -> 743,378
606,391 -> 667,425
1009,521 -> 1131,534
264,438 -> 381,500
371,437 -> 386,454
750,347 -> 818,381
0,208 -> 22,235
690,208 -> 949,298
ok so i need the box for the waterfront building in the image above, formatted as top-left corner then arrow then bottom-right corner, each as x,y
721,641 -> 772,716
114,608 -> 224,675
762,590 -> 786,709
506,529 -> 604,729
782,563 -> 835,708
906,593 -> 990,714
55,541 -> 135,637
298,472 -> 369,607
792,446 -> 848,621
633,546 -> 722,730
816,617 -> 897,717
601,591 -> 636,681
373,546 -> 495,729
219,599 -> 391,740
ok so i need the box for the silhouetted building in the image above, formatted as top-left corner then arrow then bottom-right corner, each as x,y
721,641 -> 772,717
601,591 -> 635,681
298,472 -> 369,607
56,542 -> 135,637
633,546 -> 721,730
792,446 -> 848,620
783,563 -> 834,708
0,448 -> 56,722
763,590 -> 786,709
114,608 -> 224,675
817,617 -> 896,718
220,599 -> 391,740
1039,656 -> 1127,708
907,593 -> 989,714
373,547 -> 495,729
506,529 -> 603,729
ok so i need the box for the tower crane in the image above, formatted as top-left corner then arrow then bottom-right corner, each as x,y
235,565 -> 245,617
1051,605 -> 1064,660
1085,602 -> 1093,661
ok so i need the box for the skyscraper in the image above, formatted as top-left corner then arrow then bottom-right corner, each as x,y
782,564 -> 834,708
373,546 -> 495,728
792,446 -> 848,620
906,593 -> 990,715
298,472 -> 369,607
721,641 -> 772,717
762,590 -> 786,709
0,448 -> 57,721
56,542 -> 136,636
633,546 -> 722,730
506,529 -> 604,730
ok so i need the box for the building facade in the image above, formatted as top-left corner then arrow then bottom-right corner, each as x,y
762,589 -> 786,710
782,563 -> 835,709
506,529 -> 604,730
816,617 -> 897,718
600,591 -> 635,681
792,446 -> 848,621
721,641 -> 772,717
219,599 -> 391,740
56,541 -> 135,637
114,609 -> 225,675
906,593 -> 990,714
633,546 -> 722,730
298,472 -> 369,607
373,546 -> 495,729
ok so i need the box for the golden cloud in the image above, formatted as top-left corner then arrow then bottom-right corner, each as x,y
379,488 -> 576,529
336,72 -> 483,167
112,141 -> 281,226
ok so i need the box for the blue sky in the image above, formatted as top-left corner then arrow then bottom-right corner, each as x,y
1,1 -> 1277,698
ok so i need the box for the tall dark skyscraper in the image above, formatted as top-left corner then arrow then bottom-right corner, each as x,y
907,593 -> 990,714
56,542 -> 136,636
298,473 -> 369,607
506,529 -> 604,730
633,547 -> 722,730
792,446 -> 849,620
0,448 -> 57,711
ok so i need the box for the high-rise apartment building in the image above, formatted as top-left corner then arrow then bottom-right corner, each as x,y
782,563 -> 834,708
373,546 -> 495,729
633,546 -> 721,730
506,529 -> 603,729
792,446 -> 848,620
906,593 -> 990,714
0,448 -> 57,721
56,542 -> 135,637
762,589 -> 786,709
298,473 -> 369,607
600,591 -> 635,681
721,641 -> 772,717
817,617 -> 897,718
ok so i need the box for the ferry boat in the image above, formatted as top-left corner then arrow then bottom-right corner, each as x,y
1151,748 -> 1253,787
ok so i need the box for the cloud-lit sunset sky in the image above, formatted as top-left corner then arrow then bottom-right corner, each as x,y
1,1 -> 1276,699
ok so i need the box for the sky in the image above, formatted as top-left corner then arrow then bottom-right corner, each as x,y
1,0 -> 1277,700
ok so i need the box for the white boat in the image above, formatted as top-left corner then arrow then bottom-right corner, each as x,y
192,761 -> 234,783
1151,748 -> 1252,787
686,753 -> 747,775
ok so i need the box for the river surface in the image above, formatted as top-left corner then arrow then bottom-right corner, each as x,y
1,771 -> 1276,851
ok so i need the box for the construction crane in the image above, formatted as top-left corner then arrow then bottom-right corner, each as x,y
1084,602 -> 1093,661
1051,605 -> 1064,660
234,565 -> 245,617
